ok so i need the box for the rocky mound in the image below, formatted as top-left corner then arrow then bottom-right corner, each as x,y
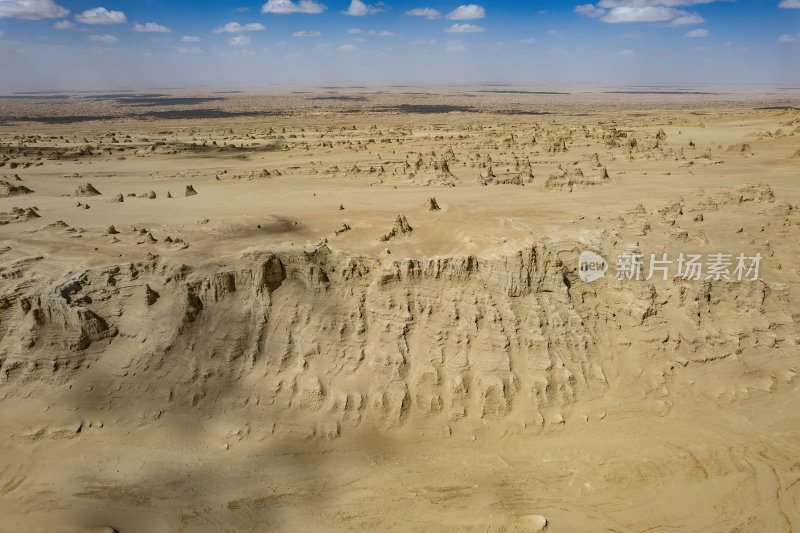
0,207 -> 40,224
380,214 -> 413,241
410,159 -> 459,187
0,180 -> 33,197
477,158 -> 534,186
545,166 -> 610,192
726,143 -> 753,155
76,182 -> 101,196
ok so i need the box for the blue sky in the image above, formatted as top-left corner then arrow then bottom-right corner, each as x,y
0,0 -> 798,90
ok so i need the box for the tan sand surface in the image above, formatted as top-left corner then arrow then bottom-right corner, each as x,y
0,89 -> 798,532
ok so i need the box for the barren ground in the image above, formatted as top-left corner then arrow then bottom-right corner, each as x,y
0,88 -> 799,532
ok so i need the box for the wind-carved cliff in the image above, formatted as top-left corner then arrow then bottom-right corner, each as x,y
0,232 -> 796,440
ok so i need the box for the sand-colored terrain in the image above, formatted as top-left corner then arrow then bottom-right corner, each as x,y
0,89 -> 799,532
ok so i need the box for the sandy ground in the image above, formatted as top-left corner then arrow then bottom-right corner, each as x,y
0,89 -> 798,532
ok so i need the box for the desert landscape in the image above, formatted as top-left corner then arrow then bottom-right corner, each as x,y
0,86 -> 797,532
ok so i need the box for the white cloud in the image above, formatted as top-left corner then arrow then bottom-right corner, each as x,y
349,28 -> 398,36
618,48 -> 635,55
685,28 -> 708,37
338,43 -> 358,51
133,22 -> 170,33
779,0 -> 800,7
446,4 -> 485,20
580,1 -> 717,25
0,0 -> 68,19
76,7 -> 126,24
410,38 -> 436,45
53,18 -> 75,29
342,0 -> 381,16
213,22 -> 266,33
89,33 -> 118,43
406,7 -> 440,19
668,13 -> 704,25
229,34 -> 250,46
177,46 -> 202,54
292,30 -> 320,36
446,39 -> 465,52
597,0 -> 721,6
445,23 -> 486,32
181,35 -> 201,42
575,4 -> 606,17
600,6 -> 684,23
518,37 -> 536,44
261,0 -> 326,14
777,33 -> 799,42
